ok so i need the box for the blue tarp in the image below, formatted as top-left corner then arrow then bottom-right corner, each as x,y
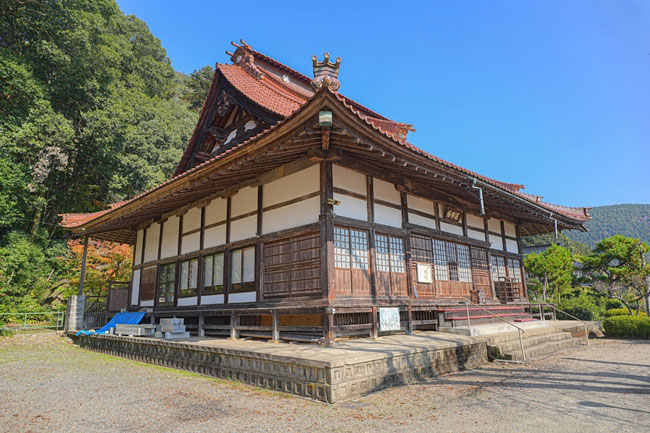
76,311 -> 146,336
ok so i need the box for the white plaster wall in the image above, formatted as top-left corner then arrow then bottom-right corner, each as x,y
144,223 -> 160,263
506,238 -> 519,254
134,230 -> 143,266
373,178 -> 401,204
374,204 -> 402,228
230,215 -> 257,242
183,207 -> 201,233
440,221 -> 464,236
140,300 -> 154,307
467,214 -> 484,229
468,229 -> 486,241
408,212 -> 436,229
334,193 -> 367,221
232,186 -> 258,217
204,224 -> 226,248
181,232 -> 201,255
205,198 -> 227,225
333,164 -> 367,195
504,221 -> 517,238
264,165 -> 319,207
490,234 -> 504,250
263,196 -> 319,234
488,218 -> 502,234
130,269 -> 140,305
229,291 -> 256,303
177,296 -> 198,306
160,216 -> 179,259
201,294 -> 224,304
407,194 -> 435,215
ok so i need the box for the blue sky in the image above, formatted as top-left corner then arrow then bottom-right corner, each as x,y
117,0 -> 650,208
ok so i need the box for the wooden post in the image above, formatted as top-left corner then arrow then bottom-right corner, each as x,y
371,306 -> 378,339
320,161 -> 335,301
407,305 -> 413,335
323,307 -> 335,346
401,192 -> 415,298
229,312 -> 239,339
367,176 -> 378,298
256,185 -> 264,303
270,309 -> 280,343
198,313 -> 205,337
78,235 -> 90,296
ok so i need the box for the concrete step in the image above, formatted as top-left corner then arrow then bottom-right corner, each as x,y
502,337 -> 583,361
483,324 -> 569,345
494,331 -> 572,354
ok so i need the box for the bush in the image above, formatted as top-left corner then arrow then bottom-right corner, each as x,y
604,299 -> 624,310
602,316 -> 650,338
558,294 -> 600,321
602,308 -> 647,318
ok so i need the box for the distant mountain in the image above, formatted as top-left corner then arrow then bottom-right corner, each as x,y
523,204 -> 650,249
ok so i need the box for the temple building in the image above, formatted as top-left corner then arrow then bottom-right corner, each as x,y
60,40 -> 590,343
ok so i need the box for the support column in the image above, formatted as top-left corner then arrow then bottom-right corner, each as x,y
78,235 -> 89,296
65,235 -> 89,333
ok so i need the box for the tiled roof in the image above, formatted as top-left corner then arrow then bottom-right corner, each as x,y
59,201 -> 129,228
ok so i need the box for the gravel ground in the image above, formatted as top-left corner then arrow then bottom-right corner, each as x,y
1,333 -> 648,433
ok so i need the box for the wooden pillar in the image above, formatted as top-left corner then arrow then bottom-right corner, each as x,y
320,161 -> 334,301
270,309 -> 279,343
323,307 -> 335,346
78,235 -> 90,296
198,312 -> 205,337
371,306 -> 379,339
198,207 -> 205,306
401,192 -> 415,298
225,197 -> 232,305
256,185 -> 264,303
406,305 -> 414,335
229,311 -> 239,339
367,176 -> 378,298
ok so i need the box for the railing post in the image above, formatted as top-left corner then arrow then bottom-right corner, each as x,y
518,329 -> 526,362
465,303 -> 471,328
24,313 -> 27,329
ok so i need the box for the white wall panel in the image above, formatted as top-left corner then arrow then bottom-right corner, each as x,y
160,216 -> 179,259
130,269 -> 140,305
229,291 -> 256,303
140,300 -> 154,307
375,204 -> 402,228
506,238 -> 519,253
264,165 -> 319,206
263,196 -> 319,234
181,232 -> 200,255
133,229 -> 144,266
177,296 -> 198,306
408,212 -> 436,229
373,178 -> 401,204
232,186 -> 258,217
440,221 -> 463,236
467,213 -> 484,229
333,164 -> 367,195
488,218 -> 502,233
468,229 -> 486,241
144,223 -> 160,263
201,294 -> 224,305
334,192 -> 367,221
183,207 -> 201,233
407,194 -> 435,215
204,224 -> 226,248
489,234 -> 504,250
504,221 -> 517,238
205,198 -> 227,225
230,215 -> 257,242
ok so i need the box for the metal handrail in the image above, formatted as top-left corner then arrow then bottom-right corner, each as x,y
537,303 -> 590,346
460,298 -> 527,362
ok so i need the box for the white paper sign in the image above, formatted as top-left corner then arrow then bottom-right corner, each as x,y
416,263 -> 433,283
379,307 -> 401,332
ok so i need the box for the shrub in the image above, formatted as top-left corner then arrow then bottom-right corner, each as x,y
558,294 -> 600,321
602,308 -> 647,318
602,316 -> 650,338
604,299 -> 624,310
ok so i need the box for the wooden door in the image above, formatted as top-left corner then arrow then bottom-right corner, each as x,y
471,247 -> 491,299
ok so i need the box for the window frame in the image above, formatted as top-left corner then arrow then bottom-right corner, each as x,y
202,252 -> 225,295
178,257 -> 199,298
334,226 -> 370,271
230,246 -> 256,293
157,262 -> 176,305
375,232 -> 406,275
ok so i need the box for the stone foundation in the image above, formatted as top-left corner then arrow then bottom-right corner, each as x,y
79,332 -> 487,403
64,295 -> 85,333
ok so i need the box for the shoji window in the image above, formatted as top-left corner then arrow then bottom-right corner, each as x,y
433,239 -> 473,282
491,255 -> 507,281
179,258 -> 198,297
375,233 -> 405,274
508,258 -> 522,282
334,226 -> 369,270
202,253 -> 225,294
231,246 -> 255,292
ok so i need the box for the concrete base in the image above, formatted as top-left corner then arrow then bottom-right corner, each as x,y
64,295 -> 85,334
79,331 -> 488,403
440,320 -> 550,336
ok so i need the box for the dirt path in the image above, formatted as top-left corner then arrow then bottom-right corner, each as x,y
1,333 -> 648,432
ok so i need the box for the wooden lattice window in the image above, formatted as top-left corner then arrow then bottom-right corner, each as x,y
433,239 -> 473,282
158,263 -> 176,305
376,233 -> 405,274
139,267 -> 156,302
231,246 -> 255,293
334,226 -> 369,270
491,255 -> 507,281
508,258 -> 522,282
179,258 -> 198,297
203,253 -> 225,294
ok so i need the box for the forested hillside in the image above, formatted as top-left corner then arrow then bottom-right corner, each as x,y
0,0 -> 212,312
522,204 -> 650,250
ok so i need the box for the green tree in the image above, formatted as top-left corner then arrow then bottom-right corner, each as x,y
181,65 -> 214,111
524,244 -> 574,303
582,235 -> 650,315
